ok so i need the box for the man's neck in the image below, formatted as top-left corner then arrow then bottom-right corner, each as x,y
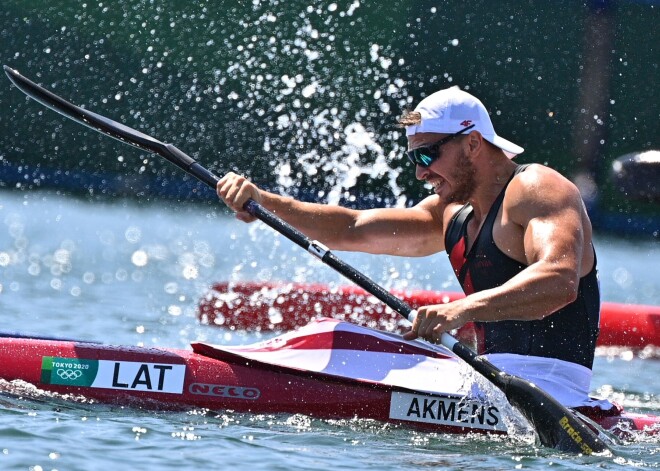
468,157 -> 518,222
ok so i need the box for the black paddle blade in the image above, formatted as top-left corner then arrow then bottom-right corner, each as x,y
450,342 -> 611,454
3,65 -> 221,188
501,373 -> 610,454
3,65 -> 162,153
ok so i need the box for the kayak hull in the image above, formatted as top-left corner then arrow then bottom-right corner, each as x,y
0,335 -> 502,434
0,334 -> 658,438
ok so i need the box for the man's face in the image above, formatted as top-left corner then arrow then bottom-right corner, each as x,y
407,133 -> 476,204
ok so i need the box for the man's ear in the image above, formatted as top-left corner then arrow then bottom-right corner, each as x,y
467,130 -> 483,153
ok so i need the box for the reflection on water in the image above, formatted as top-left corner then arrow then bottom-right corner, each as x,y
1,190 -> 657,322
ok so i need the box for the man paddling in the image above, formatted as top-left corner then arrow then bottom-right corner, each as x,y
217,86 -> 615,413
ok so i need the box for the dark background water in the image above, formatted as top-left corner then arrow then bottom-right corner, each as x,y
1,0 -> 658,233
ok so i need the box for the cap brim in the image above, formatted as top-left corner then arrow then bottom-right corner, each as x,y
488,135 -> 524,159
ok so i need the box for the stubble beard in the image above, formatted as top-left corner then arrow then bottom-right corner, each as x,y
441,149 -> 477,204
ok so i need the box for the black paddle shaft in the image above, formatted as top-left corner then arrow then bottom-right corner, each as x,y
4,65 -> 611,455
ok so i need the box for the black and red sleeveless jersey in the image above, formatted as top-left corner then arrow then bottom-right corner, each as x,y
444,165 -> 600,369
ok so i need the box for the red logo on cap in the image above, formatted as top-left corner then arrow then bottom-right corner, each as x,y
460,120 -> 473,126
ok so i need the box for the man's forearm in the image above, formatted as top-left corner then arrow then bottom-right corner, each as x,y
258,190 -> 359,249
460,263 -> 580,324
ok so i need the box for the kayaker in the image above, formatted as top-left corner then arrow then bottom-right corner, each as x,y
217,86 -> 616,414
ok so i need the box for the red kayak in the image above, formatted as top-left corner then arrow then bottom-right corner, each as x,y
198,281 -> 660,350
0,323 -> 658,440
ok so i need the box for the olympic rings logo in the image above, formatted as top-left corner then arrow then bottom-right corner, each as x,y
56,369 -> 83,380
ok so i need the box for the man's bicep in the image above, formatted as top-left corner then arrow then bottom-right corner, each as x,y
516,178 -> 586,268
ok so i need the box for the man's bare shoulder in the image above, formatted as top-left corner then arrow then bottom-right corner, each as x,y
503,164 -> 589,242
413,195 -> 464,222
508,164 -> 581,205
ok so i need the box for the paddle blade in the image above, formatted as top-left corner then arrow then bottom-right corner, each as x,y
501,373 -> 610,454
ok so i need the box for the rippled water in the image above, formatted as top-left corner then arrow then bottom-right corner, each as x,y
1,190 -> 659,470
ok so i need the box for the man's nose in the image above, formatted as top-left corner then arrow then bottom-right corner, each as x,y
415,164 -> 429,181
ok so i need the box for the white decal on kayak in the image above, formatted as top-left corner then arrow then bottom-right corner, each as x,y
189,383 -> 261,399
389,392 -> 507,432
106,361 -> 185,394
41,357 -> 185,394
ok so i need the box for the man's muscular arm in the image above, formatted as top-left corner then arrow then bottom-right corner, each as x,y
217,172 -> 447,257
406,166 -> 592,342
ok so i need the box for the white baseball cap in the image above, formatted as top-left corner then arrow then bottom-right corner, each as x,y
406,86 -> 524,159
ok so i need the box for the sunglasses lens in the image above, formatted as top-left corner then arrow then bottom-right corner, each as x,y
407,148 -> 433,167
419,152 -> 432,166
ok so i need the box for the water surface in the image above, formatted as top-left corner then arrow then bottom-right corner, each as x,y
0,190 -> 658,470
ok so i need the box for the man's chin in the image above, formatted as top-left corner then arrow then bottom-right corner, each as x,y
440,192 -> 470,205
